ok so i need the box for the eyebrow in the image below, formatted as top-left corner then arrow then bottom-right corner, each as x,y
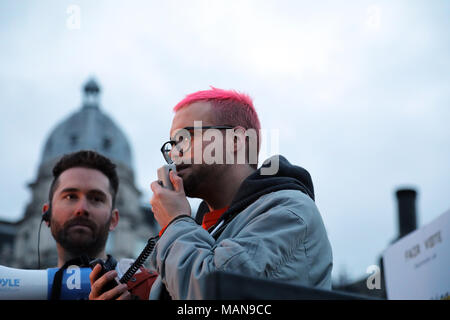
59,188 -> 108,197
59,188 -> 79,195
170,125 -> 234,139
170,129 -> 192,141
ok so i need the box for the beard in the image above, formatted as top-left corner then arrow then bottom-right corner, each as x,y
51,215 -> 111,259
176,163 -> 225,198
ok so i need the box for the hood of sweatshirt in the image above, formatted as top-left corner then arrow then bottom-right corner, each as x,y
231,154 -> 314,204
195,155 -> 315,229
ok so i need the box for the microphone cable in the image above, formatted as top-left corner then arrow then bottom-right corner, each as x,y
119,235 -> 159,284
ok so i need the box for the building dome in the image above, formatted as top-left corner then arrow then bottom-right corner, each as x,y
9,78 -> 158,268
40,78 -> 133,170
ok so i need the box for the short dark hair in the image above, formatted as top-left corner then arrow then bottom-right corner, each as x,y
48,150 -> 119,207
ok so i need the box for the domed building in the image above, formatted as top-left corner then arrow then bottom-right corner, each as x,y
10,78 -> 159,268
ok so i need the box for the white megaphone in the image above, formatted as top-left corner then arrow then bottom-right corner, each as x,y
0,265 -> 91,300
0,258 -> 136,300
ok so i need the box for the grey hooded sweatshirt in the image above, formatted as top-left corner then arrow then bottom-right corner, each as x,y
148,155 -> 333,299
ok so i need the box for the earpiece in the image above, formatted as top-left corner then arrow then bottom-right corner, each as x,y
42,211 -> 50,222
42,206 -> 51,224
38,205 -> 51,268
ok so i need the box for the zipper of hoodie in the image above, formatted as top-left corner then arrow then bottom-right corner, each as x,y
209,220 -> 225,237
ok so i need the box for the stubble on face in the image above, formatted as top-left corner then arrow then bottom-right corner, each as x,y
177,163 -> 226,198
51,214 -> 112,258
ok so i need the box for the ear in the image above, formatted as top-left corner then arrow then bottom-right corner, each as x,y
233,127 -> 247,153
109,209 -> 119,231
231,127 -> 248,166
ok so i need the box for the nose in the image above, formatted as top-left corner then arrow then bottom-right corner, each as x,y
74,196 -> 90,217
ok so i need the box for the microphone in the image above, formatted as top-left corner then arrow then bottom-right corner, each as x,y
157,164 -> 176,190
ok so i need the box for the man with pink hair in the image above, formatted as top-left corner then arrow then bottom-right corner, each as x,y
149,87 -> 332,299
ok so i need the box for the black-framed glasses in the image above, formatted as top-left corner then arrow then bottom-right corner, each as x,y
160,125 -> 234,164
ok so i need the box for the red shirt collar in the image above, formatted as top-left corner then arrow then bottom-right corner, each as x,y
202,206 -> 229,230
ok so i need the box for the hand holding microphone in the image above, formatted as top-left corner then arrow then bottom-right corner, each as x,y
150,165 -> 191,229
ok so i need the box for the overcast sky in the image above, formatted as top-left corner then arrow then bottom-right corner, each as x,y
1,0 -> 449,282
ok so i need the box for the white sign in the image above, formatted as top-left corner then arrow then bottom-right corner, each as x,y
382,209 -> 450,300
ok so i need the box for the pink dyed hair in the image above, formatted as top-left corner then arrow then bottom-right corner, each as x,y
173,86 -> 261,166
174,86 -> 254,112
